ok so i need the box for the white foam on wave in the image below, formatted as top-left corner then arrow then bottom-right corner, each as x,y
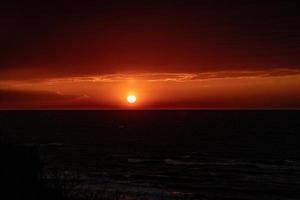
164,159 -> 201,165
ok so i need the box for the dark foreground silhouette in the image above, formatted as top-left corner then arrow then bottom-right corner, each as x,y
0,143 -> 174,200
1,143 -> 46,200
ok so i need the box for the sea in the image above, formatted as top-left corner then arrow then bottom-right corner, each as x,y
1,110 -> 300,199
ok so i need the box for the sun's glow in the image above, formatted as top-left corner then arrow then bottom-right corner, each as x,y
127,95 -> 137,104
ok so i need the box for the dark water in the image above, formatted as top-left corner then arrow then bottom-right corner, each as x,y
1,111 -> 300,199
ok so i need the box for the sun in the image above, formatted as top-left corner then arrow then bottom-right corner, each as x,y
127,95 -> 137,104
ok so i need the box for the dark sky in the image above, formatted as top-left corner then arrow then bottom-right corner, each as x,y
1,0 -> 300,109
1,0 -> 299,78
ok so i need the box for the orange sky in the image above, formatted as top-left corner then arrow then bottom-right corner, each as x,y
1,1 -> 300,109
1,69 -> 300,109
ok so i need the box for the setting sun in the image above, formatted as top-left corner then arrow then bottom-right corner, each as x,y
127,95 -> 137,104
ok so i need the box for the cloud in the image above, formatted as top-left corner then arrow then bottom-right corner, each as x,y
1,68 -> 300,109
12,68 -> 300,84
0,89 -> 77,109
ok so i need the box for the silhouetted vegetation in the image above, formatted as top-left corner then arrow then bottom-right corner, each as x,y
0,142 -> 42,200
0,142 -> 194,200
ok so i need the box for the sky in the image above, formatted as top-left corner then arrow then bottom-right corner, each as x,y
1,0 -> 300,109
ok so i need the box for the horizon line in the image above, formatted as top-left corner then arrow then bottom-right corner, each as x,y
1,108 -> 300,111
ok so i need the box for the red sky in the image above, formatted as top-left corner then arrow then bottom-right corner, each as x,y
1,0 -> 300,109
